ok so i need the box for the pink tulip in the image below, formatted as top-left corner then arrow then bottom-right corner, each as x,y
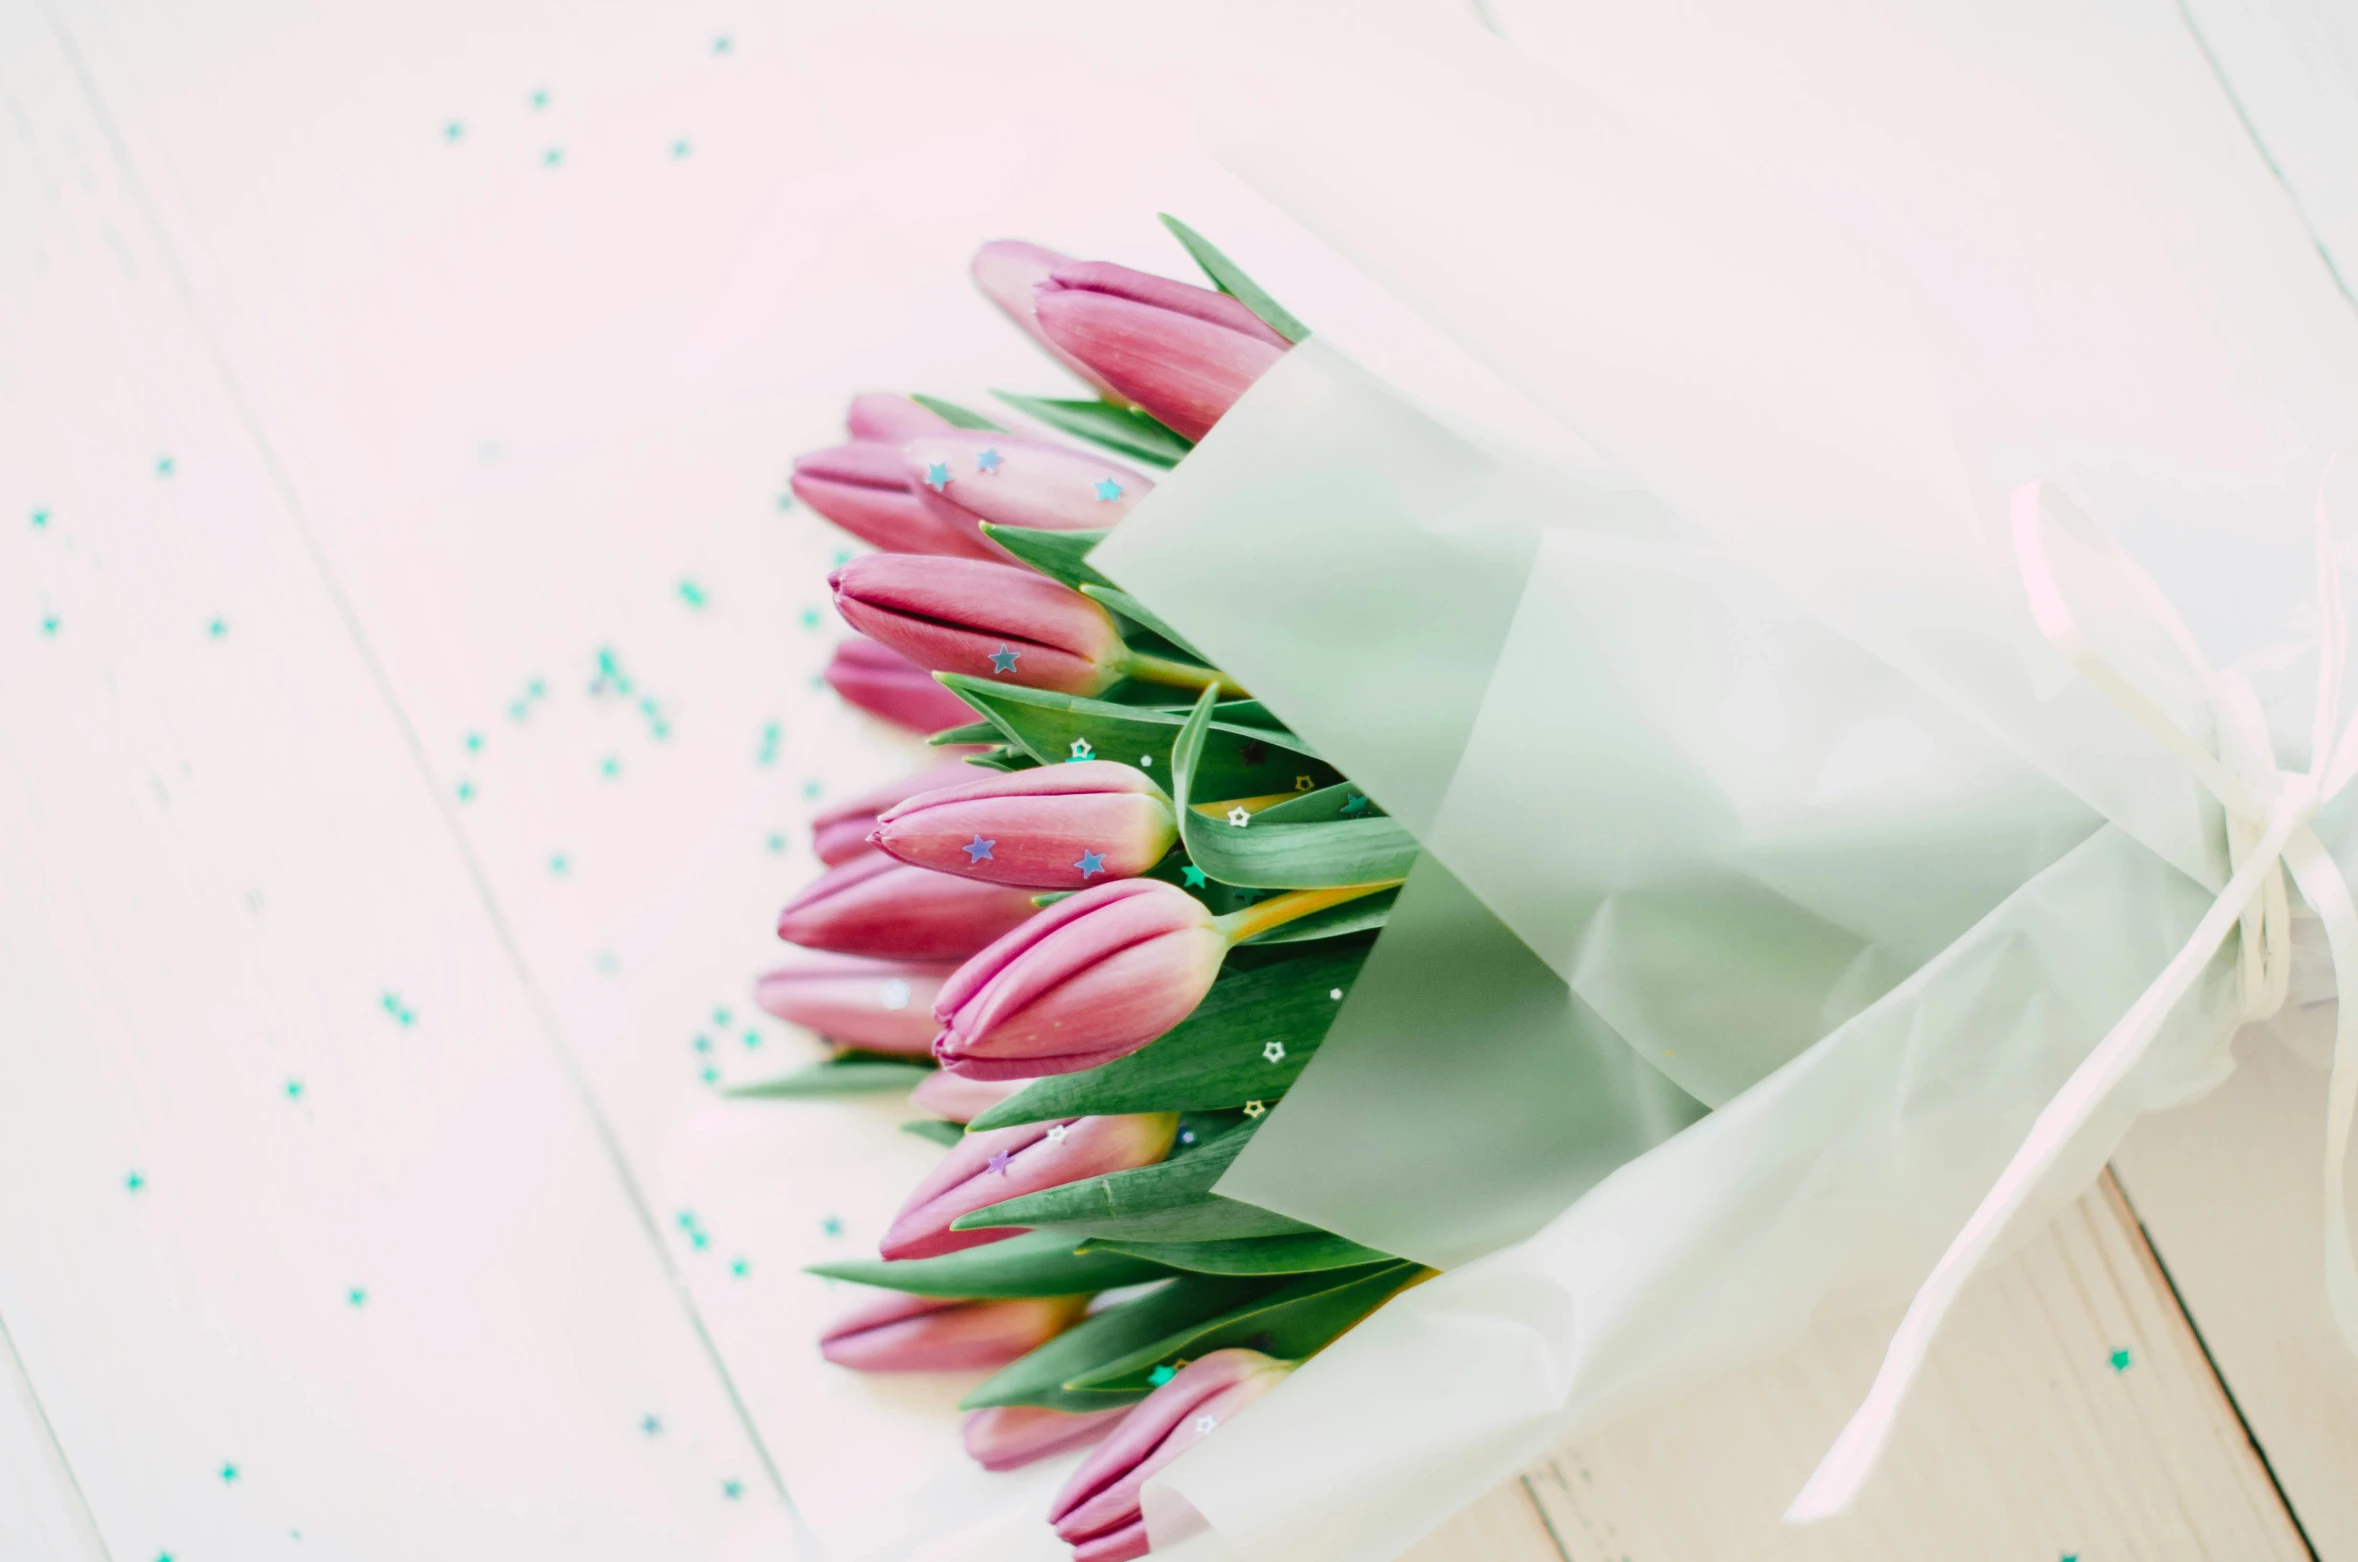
873,762 -> 1177,890
880,1113 -> 1178,1260
754,953 -> 959,1055
963,1404 -> 1130,1472
819,1291 -> 1088,1373
1050,1351 -> 1292,1560
933,880 -> 1225,1080
825,636 -> 984,735
1034,262 -> 1290,443
832,554 -> 1127,697
791,442 -> 1003,560
846,391 -> 956,444
972,240 -> 1131,403
910,1069 -> 1025,1124
776,849 -> 1039,962
904,434 -> 1152,541
811,760 -> 981,866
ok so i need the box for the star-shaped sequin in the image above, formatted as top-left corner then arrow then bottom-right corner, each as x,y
1075,849 -> 1106,878
879,978 -> 912,1010
989,645 -> 1021,675
923,461 -> 953,492
1181,865 -> 1208,888
1341,793 -> 1370,815
975,447 -> 1003,474
1069,737 -> 1095,761
1045,1123 -> 1069,1144
1093,478 -> 1124,502
963,835 -> 996,864
1193,1415 -> 1219,1434
1226,806 -> 1251,828
1243,1100 -> 1267,1118
1148,1364 -> 1177,1386
987,1151 -> 1013,1175
1263,1041 -> 1286,1064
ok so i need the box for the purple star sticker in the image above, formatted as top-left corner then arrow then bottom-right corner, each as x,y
986,1151 -> 1013,1176
963,835 -> 996,864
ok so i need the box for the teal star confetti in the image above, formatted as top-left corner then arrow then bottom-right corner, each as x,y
549,853 -> 571,876
765,832 -> 787,854
675,1211 -> 698,1230
220,1463 -> 239,1484
347,1286 -> 367,1307
831,548 -> 852,568
700,1066 -> 718,1087
741,1029 -> 761,1050
775,492 -> 795,512
30,509 -> 47,528
156,455 -> 175,477
380,992 -> 416,1026
641,1414 -> 662,1436
2109,1348 -> 2131,1372
989,645 -> 1020,674
601,755 -> 621,779
1181,865 -> 1208,888
671,139 -> 692,159
923,461 -> 952,492
284,1079 -> 304,1101
713,34 -> 733,53
1075,850 -> 1106,878
529,89 -> 550,109
802,777 -> 823,801
543,147 -> 564,168
798,606 -> 821,630
730,1257 -> 749,1277
39,614 -> 58,636
527,677 -> 548,699
722,1479 -> 744,1501
975,447 -> 1003,474
455,779 -> 475,802
963,835 -> 996,864
443,121 -> 464,141
1341,793 -> 1369,815
689,1223 -> 712,1245
713,1006 -> 732,1026
126,1171 -> 144,1193
692,1034 -> 713,1054
1092,478 -> 1124,502
464,731 -> 484,753
757,722 -> 782,764
677,579 -> 708,609
1148,1365 -> 1177,1386
595,951 -> 620,974
820,1214 -> 843,1238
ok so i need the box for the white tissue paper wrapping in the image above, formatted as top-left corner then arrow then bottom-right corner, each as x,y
1081,2 -> 2358,1557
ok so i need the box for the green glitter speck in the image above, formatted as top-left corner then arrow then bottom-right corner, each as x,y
678,579 -> 708,609
2109,1348 -> 2131,1372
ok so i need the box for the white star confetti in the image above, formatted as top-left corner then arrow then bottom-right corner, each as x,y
879,979 -> 911,1011
1330,988 -> 1344,1000
1045,1123 -> 1069,1144
1194,1415 -> 1220,1434
1069,737 -> 1094,761
1227,806 -> 1251,828
1263,1041 -> 1286,1064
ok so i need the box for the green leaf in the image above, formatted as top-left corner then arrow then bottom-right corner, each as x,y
724,1057 -> 931,1098
956,745 -> 1037,773
911,394 -> 1004,431
1067,1262 -> 1418,1392
1173,686 -> 1419,888
1081,583 -> 1212,664
1158,214 -> 1311,345
970,939 -> 1372,1127
961,1273 -> 1281,1410
927,720 -> 1004,748
952,1118 -> 1317,1243
937,676 -> 1338,796
900,1118 -> 964,1148
808,1229 -> 1176,1300
1241,887 -> 1398,945
1080,1231 -> 1395,1275
993,391 -> 1193,468
977,524 -> 1115,589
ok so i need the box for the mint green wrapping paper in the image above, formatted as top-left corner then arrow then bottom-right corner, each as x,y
1081,2 -> 2358,1557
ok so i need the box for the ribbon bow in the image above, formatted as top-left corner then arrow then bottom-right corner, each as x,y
1789,476 -> 2358,1521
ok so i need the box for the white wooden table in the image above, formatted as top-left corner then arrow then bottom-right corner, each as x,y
1,1 -> 2351,1558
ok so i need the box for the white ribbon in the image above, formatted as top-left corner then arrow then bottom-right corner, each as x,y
1787,476 -> 2358,1522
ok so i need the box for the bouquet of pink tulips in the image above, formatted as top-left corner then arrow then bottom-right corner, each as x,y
758,222 -> 1419,1562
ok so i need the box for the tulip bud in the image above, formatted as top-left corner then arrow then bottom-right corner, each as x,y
812,760 -> 982,866
825,636 -> 985,735
911,1069 -> 1025,1124
832,555 -> 1127,697
846,391 -> 955,444
904,435 -> 1151,543
819,1291 -> 1088,1373
791,443 -> 1003,560
963,1404 -> 1130,1473
754,953 -> 959,1055
880,1112 -> 1178,1260
873,762 -> 1177,889
972,240 -> 1131,403
1049,1350 -> 1292,1560
776,850 -> 1040,962
933,880 -> 1225,1080
1033,262 -> 1290,442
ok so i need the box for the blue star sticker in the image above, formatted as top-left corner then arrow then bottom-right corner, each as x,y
987,1151 -> 1014,1176
963,835 -> 996,864
1093,478 -> 1124,502
1148,1364 -> 1178,1386
923,461 -> 953,492
975,447 -> 1003,474
1341,793 -> 1370,815
989,645 -> 1021,674
1075,850 -> 1106,878
1181,865 -> 1208,888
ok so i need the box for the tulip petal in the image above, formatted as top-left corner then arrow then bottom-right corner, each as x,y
961,1404 -> 1130,1472
881,1113 -> 1177,1261
971,240 -> 1130,402
826,637 -> 987,734
776,850 -> 1039,962
846,391 -> 955,443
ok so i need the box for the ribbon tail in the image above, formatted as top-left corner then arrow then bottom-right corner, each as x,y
2281,829 -> 2358,1357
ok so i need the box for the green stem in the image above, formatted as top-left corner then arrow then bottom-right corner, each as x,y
1124,650 -> 1250,699
1215,882 -> 1400,945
